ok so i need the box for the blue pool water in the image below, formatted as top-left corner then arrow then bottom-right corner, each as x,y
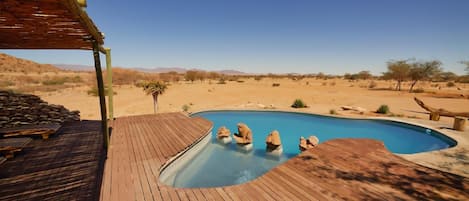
161,111 -> 456,188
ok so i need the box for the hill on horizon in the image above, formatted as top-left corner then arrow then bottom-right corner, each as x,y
0,53 -> 248,75
0,53 -> 61,73
54,64 -> 249,75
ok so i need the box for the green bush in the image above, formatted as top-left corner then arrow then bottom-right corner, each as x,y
412,88 -> 425,93
329,109 -> 337,115
446,82 -> 455,87
42,77 -> 66,85
182,104 -> 190,112
291,99 -> 307,108
376,105 -> 390,114
217,78 -> 226,84
87,86 -> 116,96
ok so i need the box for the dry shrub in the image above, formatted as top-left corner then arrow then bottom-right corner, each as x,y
108,68 -> 144,85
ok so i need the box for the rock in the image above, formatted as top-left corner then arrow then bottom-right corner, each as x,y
299,135 -> 320,152
233,123 -> 253,144
341,106 -> 367,112
216,126 -> 231,139
0,90 -> 80,128
216,126 -> 232,144
307,136 -> 319,146
299,136 -> 308,151
266,130 -> 282,154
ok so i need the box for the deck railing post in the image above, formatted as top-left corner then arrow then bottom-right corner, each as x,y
104,48 -> 114,121
92,41 -> 109,149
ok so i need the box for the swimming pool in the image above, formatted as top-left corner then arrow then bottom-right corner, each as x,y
160,110 -> 456,188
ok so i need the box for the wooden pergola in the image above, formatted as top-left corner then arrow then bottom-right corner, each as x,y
0,0 -> 114,148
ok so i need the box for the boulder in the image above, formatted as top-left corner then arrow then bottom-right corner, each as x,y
216,126 -> 232,144
216,126 -> 231,139
299,135 -> 320,152
299,136 -> 308,151
233,123 -> 253,144
307,136 -> 319,146
266,130 -> 283,155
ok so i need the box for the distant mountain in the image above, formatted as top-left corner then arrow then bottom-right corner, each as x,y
53,64 -> 249,75
217,70 -> 248,75
0,53 -> 61,73
133,67 -> 188,73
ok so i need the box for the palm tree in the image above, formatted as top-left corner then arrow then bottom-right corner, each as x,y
141,81 -> 167,113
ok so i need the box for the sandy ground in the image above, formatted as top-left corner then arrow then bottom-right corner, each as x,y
37,78 -> 468,123
36,78 -> 469,177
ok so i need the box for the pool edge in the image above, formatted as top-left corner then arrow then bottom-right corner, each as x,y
190,109 -> 459,152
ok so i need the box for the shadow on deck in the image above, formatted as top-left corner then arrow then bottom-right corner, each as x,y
0,120 -> 106,201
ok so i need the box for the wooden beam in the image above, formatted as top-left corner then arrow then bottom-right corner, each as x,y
104,48 -> 114,121
414,97 -> 469,118
93,41 -> 109,149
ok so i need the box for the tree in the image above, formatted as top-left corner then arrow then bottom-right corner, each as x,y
141,81 -> 167,113
408,60 -> 441,92
435,71 -> 457,82
461,61 -> 469,74
384,60 -> 411,91
184,70 -> 198,82
357,71 -> 372,80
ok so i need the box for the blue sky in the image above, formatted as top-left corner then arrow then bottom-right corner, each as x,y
2,0 -> 469,74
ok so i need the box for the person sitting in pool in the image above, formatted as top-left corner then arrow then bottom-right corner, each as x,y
216,126 -> 231,139
299,135 -> 319,151
233,123 -> 252,145
266,130 -> 282,152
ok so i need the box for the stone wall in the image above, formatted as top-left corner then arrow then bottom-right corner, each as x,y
0,90 -> 80,128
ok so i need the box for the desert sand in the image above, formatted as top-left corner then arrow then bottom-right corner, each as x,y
37,78 -> 468,124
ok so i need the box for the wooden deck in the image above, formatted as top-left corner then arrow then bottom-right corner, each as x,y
101,113 -> 469,201
0,120 -> 105,201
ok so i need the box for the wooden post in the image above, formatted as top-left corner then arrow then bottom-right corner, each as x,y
93,41 -> 109,149
104,48 -> 114,121
453,116 -> 466,131
429,112 -> 440,121
77,0 -> 87,7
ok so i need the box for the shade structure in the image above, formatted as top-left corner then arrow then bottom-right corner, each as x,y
0,0 -> 110,148
0,0 -> 104,50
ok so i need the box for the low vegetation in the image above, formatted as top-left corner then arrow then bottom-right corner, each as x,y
291,99 -> 307,108
87,86 -> 116,96
217,78 -> 226,84
376,105 -> 390,114
412,88 -> 425,93
182,104 -> 190,112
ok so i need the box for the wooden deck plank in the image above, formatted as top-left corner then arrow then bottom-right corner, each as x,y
101,113 -> 469,201
0,121 -> 105,201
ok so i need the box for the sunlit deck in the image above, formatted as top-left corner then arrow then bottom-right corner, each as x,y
101,112 -> 468,200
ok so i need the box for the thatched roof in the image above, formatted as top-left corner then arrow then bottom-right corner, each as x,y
0,0 -> 104,50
